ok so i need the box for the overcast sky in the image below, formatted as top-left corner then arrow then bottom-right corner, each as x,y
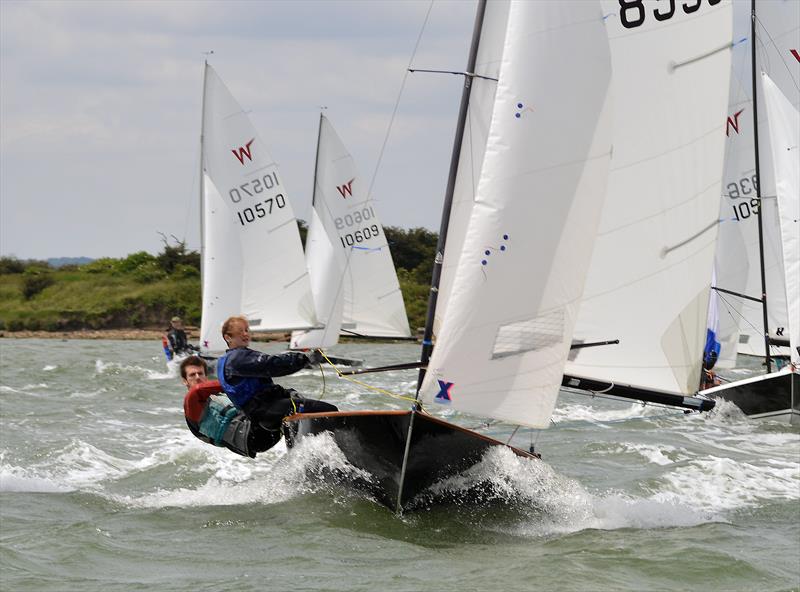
0,0 -> 477,259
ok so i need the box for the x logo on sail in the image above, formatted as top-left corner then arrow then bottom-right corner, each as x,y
435,380 -> 454,403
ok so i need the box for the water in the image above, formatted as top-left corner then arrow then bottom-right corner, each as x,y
1,339 -> 798,591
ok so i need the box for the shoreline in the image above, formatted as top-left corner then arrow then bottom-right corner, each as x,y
0,328 -> 290,342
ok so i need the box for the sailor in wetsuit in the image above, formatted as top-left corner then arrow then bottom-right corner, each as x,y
180,355 -> 279,457
216,316 -> 338,435
168,316 -> 197,357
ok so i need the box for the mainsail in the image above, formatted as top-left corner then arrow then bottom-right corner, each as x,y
199,64 -> 316,353
761,72 -> 799,366
566,0 -> 733,394
290,115 -> 410,349
420,0 -> 613,428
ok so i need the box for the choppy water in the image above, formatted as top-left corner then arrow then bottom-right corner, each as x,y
0,339 -> 798,592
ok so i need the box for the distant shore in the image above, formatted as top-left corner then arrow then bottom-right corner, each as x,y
0,328 -> 290,342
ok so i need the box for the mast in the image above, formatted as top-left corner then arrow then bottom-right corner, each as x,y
415,0 -> 488,396
750,0 -> 773,373
396,0 -> 488,514
199,59 -> 209,340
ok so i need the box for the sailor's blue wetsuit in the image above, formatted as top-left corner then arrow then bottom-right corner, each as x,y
217,347 -> 338,431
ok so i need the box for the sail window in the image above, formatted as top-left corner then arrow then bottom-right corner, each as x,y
491,309 -> 565,359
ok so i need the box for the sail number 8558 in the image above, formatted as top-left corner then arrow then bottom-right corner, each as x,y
618,0 -> 723,29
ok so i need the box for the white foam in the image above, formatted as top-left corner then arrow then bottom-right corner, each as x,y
94,359 -> 175,381
552,401 -> 682,425
652,456 -> 800,511
0,465 -> 74,493
423,447 -> 717,535
42,365 -> 57,372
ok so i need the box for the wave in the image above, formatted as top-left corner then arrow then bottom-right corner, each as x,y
94,358 -> 176,381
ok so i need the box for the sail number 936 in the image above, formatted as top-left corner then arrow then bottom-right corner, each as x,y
618,0 -> 723,29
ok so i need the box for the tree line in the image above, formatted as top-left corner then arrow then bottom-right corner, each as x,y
0,226 -> 438,333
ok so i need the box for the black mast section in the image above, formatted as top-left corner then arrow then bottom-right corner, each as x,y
751,0 -> 773,373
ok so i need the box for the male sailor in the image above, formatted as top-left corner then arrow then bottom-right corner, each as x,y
181,355 -> 279,457
216,315 -> 338,434
168,316 -> 197,357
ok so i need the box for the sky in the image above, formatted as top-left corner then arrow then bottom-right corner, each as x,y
0,0 -> 477,260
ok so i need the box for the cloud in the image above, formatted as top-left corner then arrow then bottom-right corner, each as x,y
1,0 -> 476,258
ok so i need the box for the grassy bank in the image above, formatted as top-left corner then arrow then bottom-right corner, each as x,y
0,227 -> 436,334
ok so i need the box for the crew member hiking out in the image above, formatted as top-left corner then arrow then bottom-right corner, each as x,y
181,355 -> 279,457
216,316 -> 338,435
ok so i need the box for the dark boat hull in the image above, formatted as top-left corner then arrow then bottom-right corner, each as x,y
701,368 -> 799,423
282,410 -> 535,512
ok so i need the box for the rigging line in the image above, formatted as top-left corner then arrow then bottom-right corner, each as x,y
754,15 -> 800,93
714,290 -> 784,357
183,124 -> 201,249
315,348 -> 422,406
365,0 -> 434,201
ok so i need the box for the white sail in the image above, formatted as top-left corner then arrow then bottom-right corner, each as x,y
291,115 -> 410,349
714,0 -> 799,362
566,0 -> 733,394
421,0 -> 613,428
433,0 -> 511,337
761,72 -> 799,365
199,64 -> 316,353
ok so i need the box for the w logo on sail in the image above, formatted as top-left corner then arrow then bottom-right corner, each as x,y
336,178 -> 355,199
232,138 -> 255,165
726,109 -> 745,136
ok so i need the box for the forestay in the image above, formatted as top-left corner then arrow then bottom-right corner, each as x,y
199,64 -> 316,354
713,0 -> 799,363
761,73 -> 799,365
421,0 -> 613,428
566,0 -> 733,394
290,115 -> 410,349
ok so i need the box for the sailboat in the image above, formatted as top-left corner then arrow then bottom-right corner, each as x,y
700,0 -> 799,422
285,0 -> 732,513
703,70 -> 800,420
289,114 -> 411,363
198,63 -> 318,355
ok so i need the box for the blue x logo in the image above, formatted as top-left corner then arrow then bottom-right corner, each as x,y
435,380 -> 454,403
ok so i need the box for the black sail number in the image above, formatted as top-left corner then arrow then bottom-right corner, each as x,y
619,0 -> 720,28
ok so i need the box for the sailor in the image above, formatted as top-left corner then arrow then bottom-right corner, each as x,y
167,316 -> 197,357
216,315 -> 338,433
701,350 -> 721,390
180,355 -> 279,457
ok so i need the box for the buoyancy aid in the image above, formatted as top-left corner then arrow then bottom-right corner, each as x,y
216,354 -> 263,408
198,395 -> 253,457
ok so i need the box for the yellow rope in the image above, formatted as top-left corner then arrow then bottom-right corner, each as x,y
314,348 -> 423,408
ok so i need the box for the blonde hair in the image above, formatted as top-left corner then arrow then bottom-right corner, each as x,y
222,315 -> 248,343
